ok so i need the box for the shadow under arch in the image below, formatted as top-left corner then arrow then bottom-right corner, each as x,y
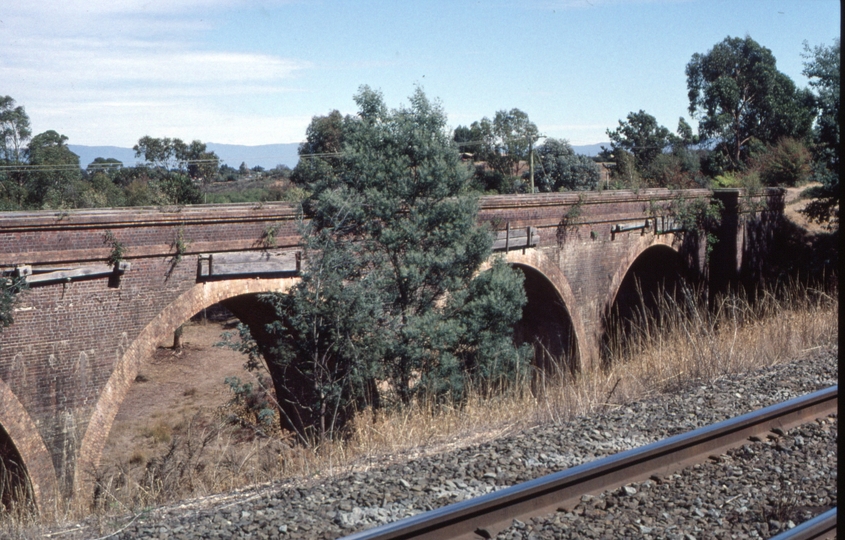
510,263 -> 580,377
75,277 -> 299,503
0,378 -> 58,514
601,243 -> 684,365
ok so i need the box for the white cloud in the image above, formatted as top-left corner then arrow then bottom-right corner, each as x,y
0,2 -> 311,145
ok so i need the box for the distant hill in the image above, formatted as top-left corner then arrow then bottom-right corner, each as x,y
68,143 -> 302,170
205,143 -> 300,170
68,141 -> 608,170
68,145 -> 140,168
571,143 -> 610,157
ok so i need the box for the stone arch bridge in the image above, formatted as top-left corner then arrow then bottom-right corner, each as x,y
0,188 -> 781,510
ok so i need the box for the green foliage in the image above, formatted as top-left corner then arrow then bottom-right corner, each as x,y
224,375 -> 279,432
667,196 -> 724,260
454,108 -> 538,191
556,196 -> 584,246
171,227 -> 190,264
686,35 -> 816,170
605,148 -> 643,188
23,130 -> 83,209
290,110 -> 347,188
0,273 -> 27,332
533,138 -> 600,192
605,113 -> 705,188
801,39 -> 840,228
103,230 -> 126,267
606,110 -> 674,173
257,87 -> 529,441
668,196 -> 723,231
0,96 -> 31,165
157,172 -> 201,205
713,172 -> 741,188
259,224 -> 279,249
491,108 -> 539,177
470,166 -> 510,194
749,138 -> 813,187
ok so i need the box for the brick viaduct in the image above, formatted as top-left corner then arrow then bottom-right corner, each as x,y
0,188 -> 781,511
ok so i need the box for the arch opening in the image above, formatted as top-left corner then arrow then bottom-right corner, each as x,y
512,264 -> 579,378
0,423 -> 35,517
602,245 -> 685,365
79,276 -> 299,506
94,295 -> 285,511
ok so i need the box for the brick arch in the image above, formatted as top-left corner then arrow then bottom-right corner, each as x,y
74,277 -> 299,500
485,250 -> 589,372
602,235 -> 680,324
600,236 -> 683,362
0,377 -> 59,512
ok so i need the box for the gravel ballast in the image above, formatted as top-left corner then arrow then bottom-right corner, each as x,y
29,347 -> 838,540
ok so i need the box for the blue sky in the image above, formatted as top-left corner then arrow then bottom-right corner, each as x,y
1,0 -> 839,148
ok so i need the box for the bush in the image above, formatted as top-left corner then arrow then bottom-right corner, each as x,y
750,137 -> 813,187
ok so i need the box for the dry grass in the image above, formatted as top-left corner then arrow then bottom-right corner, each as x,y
2,281 -> 838,535
345,280 -> 838,459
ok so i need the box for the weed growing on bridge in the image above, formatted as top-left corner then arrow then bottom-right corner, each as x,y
556,196 -> 584,246
259,223 -> 280,249
102,230 -> 126,267
171,226 -> 190,264
0,273 -> 27,333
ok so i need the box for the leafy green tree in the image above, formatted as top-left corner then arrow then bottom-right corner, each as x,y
133,135 -> 176,169
291,110 -> 347,188
455,110 -> 538,191
259,230 -> 385,441
25,130 -> 83,208
454,118 -> 495,161
606,110 -> 675,174
533,138 -> 600,191
176,140 -> 219,183
0,97 -> 32,209
0,96 -> 31,165
86,157 -> 123,174
491,108 -> 539,177
686,35 -> 815,171
801,38 -> 840,227
158,172 -> 201,205
132,136 -> 202,205
255,87 -> 529,440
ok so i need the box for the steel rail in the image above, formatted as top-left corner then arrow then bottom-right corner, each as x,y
768,508 -> 837,540
340,385 -> 837,540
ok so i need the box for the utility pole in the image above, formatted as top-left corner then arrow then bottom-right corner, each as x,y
529,141 -> 534,193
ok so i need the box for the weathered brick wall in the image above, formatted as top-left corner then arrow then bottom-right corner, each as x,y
0,204 -> 300,504
480,189 -> 712,367
0,189 -> 771,509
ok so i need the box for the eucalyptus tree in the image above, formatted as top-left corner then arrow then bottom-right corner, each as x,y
255,87 -> 530,441
801,38 -> 840,227
686,35 -> 815,171
534,138 -> 600,192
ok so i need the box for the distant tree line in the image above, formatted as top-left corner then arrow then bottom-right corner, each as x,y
0,106 -> 296,210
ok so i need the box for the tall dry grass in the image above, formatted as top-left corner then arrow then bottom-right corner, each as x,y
2,280 -> 837,535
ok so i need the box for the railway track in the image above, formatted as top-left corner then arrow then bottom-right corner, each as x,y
341,386 -> 838,540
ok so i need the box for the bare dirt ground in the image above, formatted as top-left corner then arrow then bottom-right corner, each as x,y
782,183 -> 827,234
100,318 -> 263,470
